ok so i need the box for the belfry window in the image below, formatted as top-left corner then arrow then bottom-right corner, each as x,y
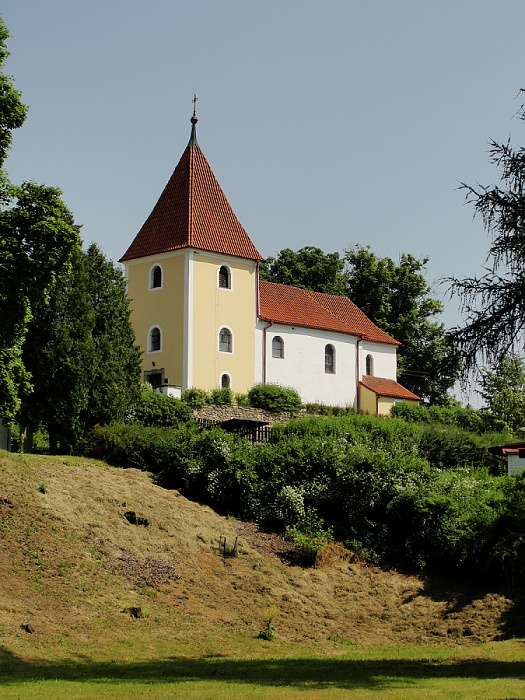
219,327 -> 232,353
150,265 -> 162,289
325,344 -> 335,373
219,265 -> 230,289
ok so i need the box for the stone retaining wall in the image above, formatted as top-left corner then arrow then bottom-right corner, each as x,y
192,405 -> 298,424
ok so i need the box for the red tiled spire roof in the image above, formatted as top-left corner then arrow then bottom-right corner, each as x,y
258,280 -> 400,345
360,375 -> 420,400
120,114 -> 263,263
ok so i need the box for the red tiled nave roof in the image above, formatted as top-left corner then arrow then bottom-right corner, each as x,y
258,280 -> 400,345
120,121 -> 263,263
360,375 -> 420,400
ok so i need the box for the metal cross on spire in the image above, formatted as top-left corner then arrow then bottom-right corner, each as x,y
189,93 -> 199,145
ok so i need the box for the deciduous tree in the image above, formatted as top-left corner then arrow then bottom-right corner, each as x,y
260,246 -> 346,295
344,245 -> 461,404
0,17 -> 79,421
478,355 -> 525,435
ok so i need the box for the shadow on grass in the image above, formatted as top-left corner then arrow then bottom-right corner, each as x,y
1,647 -> 525,690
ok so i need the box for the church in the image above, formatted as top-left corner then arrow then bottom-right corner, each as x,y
120,110 -> 419,415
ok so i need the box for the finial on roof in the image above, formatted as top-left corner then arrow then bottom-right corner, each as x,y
189,94 -> 199,146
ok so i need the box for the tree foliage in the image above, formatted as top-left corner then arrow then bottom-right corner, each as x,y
477,355 -> 525,435
259,244 -> 460,405
344,245 -> 462,404
0,18 -> 79,421
260,246 -> 346,295
20,244 -> 142,453
449,99 -> 525,372
0,18 -> 27,175
0,183 -> 80,421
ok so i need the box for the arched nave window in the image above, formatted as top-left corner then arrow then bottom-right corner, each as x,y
366,354 -> 374,376
325,344 -> 335,373
272,336 -> 284,358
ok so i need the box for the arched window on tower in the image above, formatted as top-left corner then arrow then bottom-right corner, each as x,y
150,265 -> 162,289
272,336 -> 284,358
219,327 -> 232,353
325,344 -> 335,373
218,265 -> 231,289
366,354 -> 374,376
221,373 -> 231,388
149,326 -> 161,352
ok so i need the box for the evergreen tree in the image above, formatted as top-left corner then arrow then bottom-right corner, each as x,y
21,244 -> 141,453
449,97 -> 525,372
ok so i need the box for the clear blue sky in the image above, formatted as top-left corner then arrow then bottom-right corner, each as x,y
3,0 -> 525,341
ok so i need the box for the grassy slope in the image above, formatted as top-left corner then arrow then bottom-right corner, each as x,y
1,451 -> 525,698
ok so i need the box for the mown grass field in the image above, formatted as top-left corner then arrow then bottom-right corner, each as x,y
1,451 -> 524,699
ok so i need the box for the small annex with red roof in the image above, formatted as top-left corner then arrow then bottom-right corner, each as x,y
489,442 -> 525,475
120,107 -> 419,414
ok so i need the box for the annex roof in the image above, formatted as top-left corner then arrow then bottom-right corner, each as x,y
120,114 -> 263,263
359,375 -> 420,401
258,280 -> 400,345
489,442 -> 525,456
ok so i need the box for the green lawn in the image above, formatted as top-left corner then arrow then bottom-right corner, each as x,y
2,641 -> 525,699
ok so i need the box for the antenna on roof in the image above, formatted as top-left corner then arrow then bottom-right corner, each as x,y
189,93 -> 199,146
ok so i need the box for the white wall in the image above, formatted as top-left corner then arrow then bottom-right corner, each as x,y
358,341 -> 397,380
507,454 -> 525,476
255,323 -> 399,407
256,323 -> 357,407
156,385 -> 182,399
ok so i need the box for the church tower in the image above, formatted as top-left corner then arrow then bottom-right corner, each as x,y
120,107 -> 263,394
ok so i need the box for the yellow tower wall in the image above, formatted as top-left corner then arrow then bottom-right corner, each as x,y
191,252 -> 257,393
125,251 -> 186,387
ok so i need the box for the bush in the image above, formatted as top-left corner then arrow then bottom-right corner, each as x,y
419,425 -> 502,472
247,384 -> 302,412
285,509 -> 334,565
125,389 -> 192,427
391,401 -> 502,435
181,388 -> 210,407
210,387 -> 233,406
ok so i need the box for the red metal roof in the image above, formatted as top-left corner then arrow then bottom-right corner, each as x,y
360,375 -> 420,400
120,132 -> 263,263
259,280 -> 400,345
